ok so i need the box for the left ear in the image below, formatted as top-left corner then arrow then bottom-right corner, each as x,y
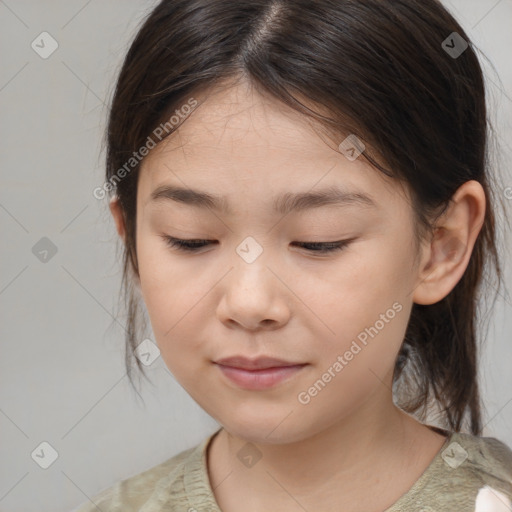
412,180 -> 486,305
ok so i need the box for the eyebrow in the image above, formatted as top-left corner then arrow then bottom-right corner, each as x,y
149,184 -> 378,215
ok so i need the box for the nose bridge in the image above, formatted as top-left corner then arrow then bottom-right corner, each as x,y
235,234 -> 267,266
224,234 -> 272,289
223,233 -> 284,296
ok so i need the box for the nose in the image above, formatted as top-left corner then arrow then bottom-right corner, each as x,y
215,251 -> 291,331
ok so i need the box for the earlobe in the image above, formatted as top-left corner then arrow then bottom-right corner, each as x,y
109,196 -> 126,242
412,180 -> 486,306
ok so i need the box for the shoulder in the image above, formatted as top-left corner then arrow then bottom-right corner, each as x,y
429,431 -> 512,511
388,430 -> 512,512
449,431 -> 512,483
71,435 -> 212,512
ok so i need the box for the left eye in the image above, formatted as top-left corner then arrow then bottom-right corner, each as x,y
162,236 -> 352,254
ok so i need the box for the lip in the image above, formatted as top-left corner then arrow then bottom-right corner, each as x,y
214,356 -> 308,390
215,355 -> 305,370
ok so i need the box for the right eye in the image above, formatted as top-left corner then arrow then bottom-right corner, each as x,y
162,237 -> 213,251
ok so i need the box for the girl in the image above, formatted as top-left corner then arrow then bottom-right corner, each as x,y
76,0 -> 512,510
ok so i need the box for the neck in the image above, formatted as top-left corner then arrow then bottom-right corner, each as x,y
206,389 -> 440,511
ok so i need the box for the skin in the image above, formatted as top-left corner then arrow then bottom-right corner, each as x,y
110,79 -> 486,511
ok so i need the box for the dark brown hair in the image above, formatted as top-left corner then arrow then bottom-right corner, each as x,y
103,0 -> 509,435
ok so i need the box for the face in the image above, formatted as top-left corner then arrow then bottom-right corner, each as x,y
133,81 -> 423,444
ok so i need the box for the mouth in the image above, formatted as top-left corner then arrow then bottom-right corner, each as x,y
214,355 -> 307,370
214,359 -> 308,390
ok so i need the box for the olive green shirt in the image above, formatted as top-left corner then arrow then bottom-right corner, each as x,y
73,427 -> 512,511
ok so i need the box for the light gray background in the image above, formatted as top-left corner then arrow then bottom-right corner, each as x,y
0,1 -> 511,511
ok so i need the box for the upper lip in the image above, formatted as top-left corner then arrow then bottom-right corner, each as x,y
215,356 -> 306,370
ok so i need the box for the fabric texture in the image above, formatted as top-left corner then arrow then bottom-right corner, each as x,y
73,426 -> 512,512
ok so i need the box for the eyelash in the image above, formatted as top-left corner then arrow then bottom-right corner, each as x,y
162,236 -> 351,255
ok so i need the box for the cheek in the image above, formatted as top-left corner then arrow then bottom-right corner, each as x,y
306,241 -> 412,368
136,233 -> 195,350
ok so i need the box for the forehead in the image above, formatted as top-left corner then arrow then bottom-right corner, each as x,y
138,82 -> 406,213
167,82 -> 341,158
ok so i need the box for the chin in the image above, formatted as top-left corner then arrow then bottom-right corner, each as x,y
219,413 -> 316,446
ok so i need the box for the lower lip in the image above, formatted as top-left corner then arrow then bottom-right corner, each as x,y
215,363 -> 307,390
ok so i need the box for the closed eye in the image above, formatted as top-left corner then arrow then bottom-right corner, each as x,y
161,236 -> 353,255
